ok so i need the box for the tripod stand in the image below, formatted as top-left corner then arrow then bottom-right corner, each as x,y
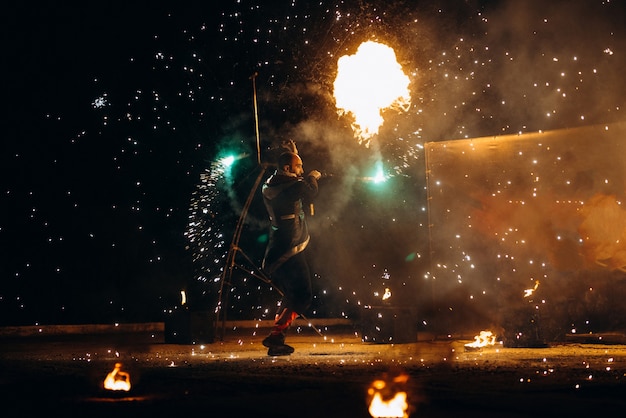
213,163 -> 266,340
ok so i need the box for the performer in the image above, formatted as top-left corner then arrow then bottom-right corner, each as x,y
261,140 -> 321,356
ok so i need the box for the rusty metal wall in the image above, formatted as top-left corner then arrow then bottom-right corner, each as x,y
425,122 -> 626,344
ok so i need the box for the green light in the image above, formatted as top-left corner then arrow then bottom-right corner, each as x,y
373,167 -> 386,183
221,155 -> 235,167
369,162 -> 387,184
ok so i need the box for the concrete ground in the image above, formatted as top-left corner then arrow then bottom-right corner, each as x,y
2,320 -> 626,417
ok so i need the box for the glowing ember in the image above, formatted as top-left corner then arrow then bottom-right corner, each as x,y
367,373 -> 410,418
103,363 -> 131,392
382,287 -> 392,301
524,280 -> 540,298
465,330 -> 497,349
333,41 -> 411,147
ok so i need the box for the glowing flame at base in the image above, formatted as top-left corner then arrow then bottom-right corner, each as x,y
369,392 -> 408,418
465,330 -> 497,349
367,373 -> 410,418
104,363 -> 131,392
334,41 -> 411,147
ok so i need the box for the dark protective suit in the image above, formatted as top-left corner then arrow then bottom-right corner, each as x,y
262,170 -> 319,314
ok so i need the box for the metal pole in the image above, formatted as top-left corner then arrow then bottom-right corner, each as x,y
423,142 -> 436,332
251,72 -> 261,166
214,72 -> 265,340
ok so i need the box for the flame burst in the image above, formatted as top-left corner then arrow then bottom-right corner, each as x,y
334,41 -> 411,147
104,362 -> 131,392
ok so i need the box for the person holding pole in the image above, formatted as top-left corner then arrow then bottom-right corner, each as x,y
261,140 -> 322,356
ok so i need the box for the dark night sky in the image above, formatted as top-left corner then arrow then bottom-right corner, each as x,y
3,3 -> 206,324
2,1 -> 626,329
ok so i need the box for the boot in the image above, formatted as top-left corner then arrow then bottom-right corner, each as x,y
262,332 -> 294,356
262,308 -> 298,356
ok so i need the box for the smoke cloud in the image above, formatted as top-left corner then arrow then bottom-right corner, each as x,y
212,0 -> 626,334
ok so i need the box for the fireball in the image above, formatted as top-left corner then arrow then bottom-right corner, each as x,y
334,41 -> 411,147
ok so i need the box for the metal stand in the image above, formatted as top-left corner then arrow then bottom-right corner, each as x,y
214,164 -> 267,340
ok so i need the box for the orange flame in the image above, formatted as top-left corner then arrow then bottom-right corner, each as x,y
465,330 -> 497,349
103,362 -> 131,391
369,392 -> 408,418
334,41 -> 411,147
368,374 -> 410,418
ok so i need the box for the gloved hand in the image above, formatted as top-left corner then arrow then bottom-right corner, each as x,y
281,139 -> 298,154
308,170 -> 322,180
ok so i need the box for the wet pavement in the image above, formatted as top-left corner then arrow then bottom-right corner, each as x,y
2,321 -> 626,417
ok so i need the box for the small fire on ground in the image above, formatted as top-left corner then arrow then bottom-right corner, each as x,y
465,330 -> 498,351
103,362 -> 131,392
368,373 -> 410,418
